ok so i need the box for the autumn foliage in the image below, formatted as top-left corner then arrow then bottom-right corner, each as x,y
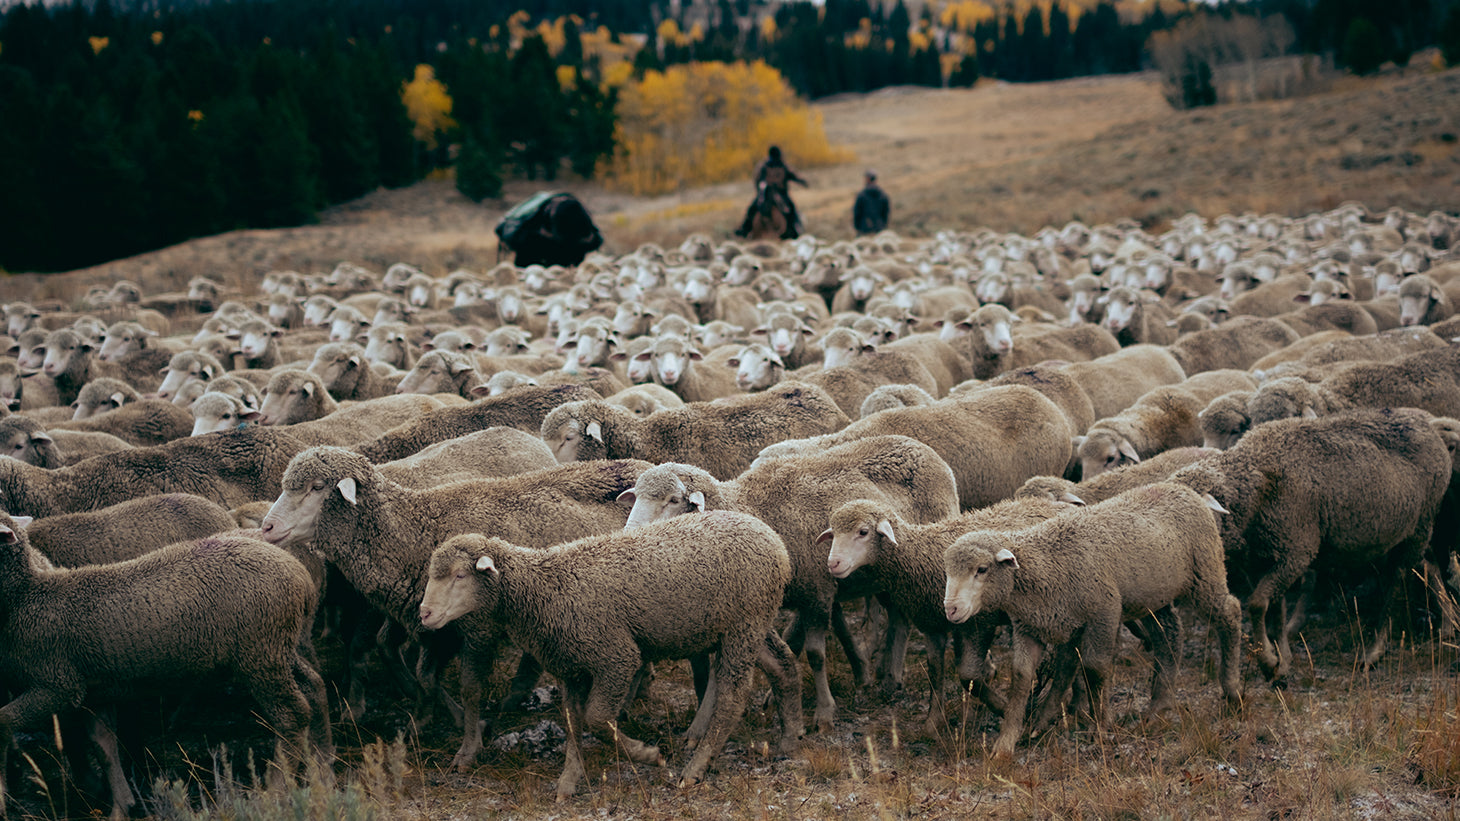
602,60 -> 852,196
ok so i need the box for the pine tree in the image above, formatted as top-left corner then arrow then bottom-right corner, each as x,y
1340,17 -> 1386,74
455,129 -> 503,202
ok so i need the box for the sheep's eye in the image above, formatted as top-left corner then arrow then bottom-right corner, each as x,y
311,480 -> 326,491
976,566 -> 988,575
455,571 -> 467,580
564,433 -> 576,441
668,496 -> 681,506
858,528 -> 869,537
1106,455 -> 1117,464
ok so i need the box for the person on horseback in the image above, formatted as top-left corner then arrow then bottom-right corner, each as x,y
735,146 -> 808,239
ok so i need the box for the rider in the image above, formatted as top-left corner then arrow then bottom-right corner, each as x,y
735,146 -> 808,239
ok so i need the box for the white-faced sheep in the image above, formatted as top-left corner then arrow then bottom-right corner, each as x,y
755,385 -> 1075,511
819,496 -> 1072,733
307,342 -> 394,401
643,333 -> 740,402
257,369 -> 338,426
1398,274 -> 1454,327
603,383 -> 685,417
1172,408 -> 1450,681
260,447 -> 649,766
356,383 -> 600,463
155,350 -> 228,401
420,514 -> 802,799
69,377 -> 140,421
1073,370 -> 1250,480
1100,286 -> 1176,346
541,383 -> 850,481
0,519 -> 330,819
936,304 -> 1120,380
943,483 -> 1242,758
1015,446 -> 1219,506
617,435 -> 960,730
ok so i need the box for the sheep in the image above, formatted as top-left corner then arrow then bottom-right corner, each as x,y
1100,286 -> 1176,346
356,384 -> 600,463
679,268 -> 762,329
618,435 -> 960,729
1227,273 -> 1313,317
1289,325 -> 1444,368
1172,408 -> 1450,681
190,391 -> 260,436
257,369 -> 338,426
1072,371 -> 1252,479
363,322 -> 418,370
1199,390 -> 1256,449
937,304 -> 1121,380
419,514 -> 802,798
375,427 -> 558,489
1314,345 -> 1460,420
326,304 -> 372,343
70,377 -> 140,421
756,385 -> 1076,511
395,350 -> 482,398
1245,376 -> 1335,429
48,398 -> 195,447
943,482 -> 1242,758
603,383 -> 685,417
965,363 -> 1099,434
816,327 -> 941,390
155,350 -> 227,401
859,383 -> 937,417
38,327 -> 102,406
1058,344 -> 1187,421
1398,274 -> 1454,327
1167,316 -> 1301,374
0,519 -> 330,819
879,332 -> 975,396
303,342 -> 391,402
232,318 -> 292,370
0,425 -> 307,518
819,496 -> 1072,733
95,322 -> 174,381
259,447 -> 649,762
14,327 -> 48,371
749,310 -> 817,369
1273,301 -> 1380,338
23,492 -> 238,567
644,333 -> 740,402
730,340 -> 937,420
541,383 -> 851,481
1015,446 -> 1219,506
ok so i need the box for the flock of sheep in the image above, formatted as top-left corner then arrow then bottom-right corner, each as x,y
0,200 -> 1458,813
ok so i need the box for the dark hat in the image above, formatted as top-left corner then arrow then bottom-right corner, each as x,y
865,169 -> 877,181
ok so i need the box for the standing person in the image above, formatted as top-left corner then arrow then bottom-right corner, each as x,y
853,169 -> 890,235
735,146 -> 809,239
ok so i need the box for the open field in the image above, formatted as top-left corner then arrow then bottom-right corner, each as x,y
2,65 -> 1460,821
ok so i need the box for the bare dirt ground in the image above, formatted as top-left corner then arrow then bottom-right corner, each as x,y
7,63 -> 1455,304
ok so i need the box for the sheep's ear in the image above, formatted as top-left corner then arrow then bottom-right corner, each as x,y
1293,293 -> 1312,303
994,547 -> 1020,569
0,524 -> 16,544
876,519 -> 897,545
31,432 -> 52,445
302,381 -> 315,397
201,365 -> 215,380
348,355 -> 361,369
687,490 -> 706,512
1072,435 -> 1086,452
1202,494 -> 1229,514
336,477 -> 358,505
815,528 -> 833,544
609,352 -> 627,361
1058,491 -> 1086,506
751,327 -> 768,336
475,555 -> 499,576
10,515 -> 31,530
584,421 -> 603,442
109,392 -> 126,406
688,350 -> 704,361
616,489 -> 637,507
1117,439 -> 1141,463
1301,405 -> 1318,419
241,410 -> 261,422
450,360 -> 474,376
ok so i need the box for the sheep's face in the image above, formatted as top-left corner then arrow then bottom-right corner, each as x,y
619,466 -> 708,529
943,534 -> 1018,624
623,345 -> 655,384
0,369 -> 21,411
651,340 -> 701,387
975,274 -> 1009,305
1397,278 -> 1438,327
680,272 -> 714,306
541,407 -> 602,464
190,393 -> 255,436
820,332 -> 863,371
397,352 -> 472,396
728,345 -> 781,392
572,328 -> 612,369
262,451 -> 366,547
697,322 -> 742,350
612,303 -> 654,338
1199,397 -> 1251,450
15,332 -> 46,371
754,316 -> 810,359
72,386 -> 130,421
407,279 -> 436,309
495,288 -> 526,324
843,269 -> 881,302
302,297 -> 337,328
258,374 -> 323,426
1014,477 -> 1084,506
1218,266 -> 1256,301
1247,382 -> 1319,428
238,324 -> 278,361
364,328 -> 411,368
5,305 -> 38,339
483,330 -> 530,358
309,347 -> 363,394
483,372 -> 536,396
725,256 -> 761,287
1102,294 -> 1137,334
822,513 -> 894,579
328,310 -> 369,343
372,300 -> 410,327
0,427 -> 55,468
40,330 -> 88,379
606,393 -> 656,417
974,308 -> 1014,356
97,324 -> 148,362
1078,432 -> 1138,480
420,539 -> 492,630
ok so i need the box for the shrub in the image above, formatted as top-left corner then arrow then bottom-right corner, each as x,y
1340,17 -> 1386,76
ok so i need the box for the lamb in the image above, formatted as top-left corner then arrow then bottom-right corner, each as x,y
819,495 -> 1072,733
356,384 -> 600,463
190,391 -> 259,436
23,492 -> 238,567
48,398 -> 195,447
0,425 -> 307,518
859,383 -> 937,417
395,350 -> 482,398
1398,274 -> 1454,327
755,385 -> 1075,510
603,383 -> 685,417
1199,390 -> 1256,449
617,435 -> 960,729
541,382 -> 850,481
70,377 -> 140,421
644,333 -> 741,402
1057,344 -> 1187,421
943,483 -> 1242,758
0,519 -> 330,819
155,350 -> 228,401
937,304 -> 1121,380
1167,316 -> 1301,374
363,322 -> 418,370
1015,446 -> 1219,506
306,341 -> 395,401
1100,286 -> 1176,346
1172,408 -> 1450,681
259,447 -> 649,764
257,369 -> 338,426
375,427 -> 558,489
419,515 -> 802,798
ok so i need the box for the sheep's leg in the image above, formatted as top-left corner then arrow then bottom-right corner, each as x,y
1423,558 -> 1459,639
501,651 -> 544,712
831,602 -> 870,689
1361,546 -> 1425,670
1076,618 -> 1119,732
875,594 -> 912,699
1248,534 -> 1321,682
243,660 -> 313,787
1140,608 -> 1181,718
580,669 -> 664,770
992,629 -> 1044,759
1028,638 -> 1081,736
85,711 -> 135,821
452,636 -> 500,772
801,613 -> 837,733
684,662 -> 719,749
689,654 -> 711,704
757,630 -> 804,754
1185,544 -> 1246,708
953,617 -> 1006,716
921,631 -> 950,736
1,688 -> 78,818
679,633 -> 757,787
291,654 -> 334,764
556,685 -> 591,800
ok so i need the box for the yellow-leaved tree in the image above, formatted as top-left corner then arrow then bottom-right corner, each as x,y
400,64 -> 456,150
603,61 -> 853,196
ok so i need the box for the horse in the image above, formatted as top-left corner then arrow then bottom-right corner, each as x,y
748,182 -> 794,241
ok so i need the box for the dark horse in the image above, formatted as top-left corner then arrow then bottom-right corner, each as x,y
748,182 -> 794,241
498,193 -> 603,267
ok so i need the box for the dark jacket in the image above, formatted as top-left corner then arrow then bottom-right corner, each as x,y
854,183 -> 890,235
